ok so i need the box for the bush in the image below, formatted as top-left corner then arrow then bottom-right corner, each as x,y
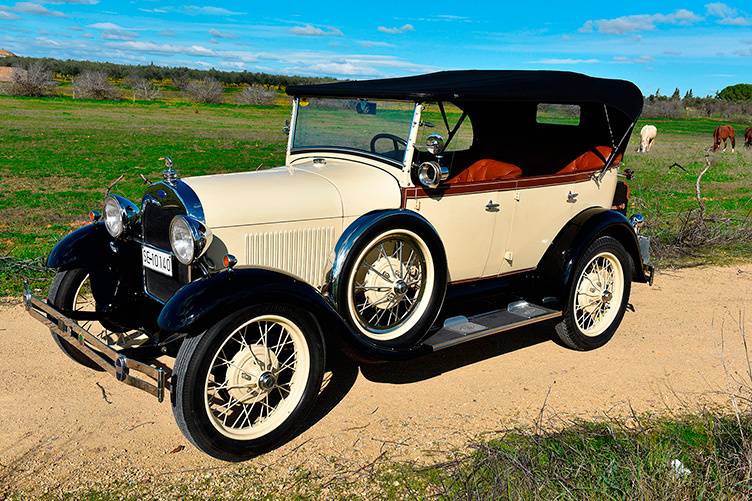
9,62 -> 56,97
718,83 -> 752,102
125,76 -> 160,101
236,84 -> 276,105
72,71 -> 121,100
183,77 -> 224,104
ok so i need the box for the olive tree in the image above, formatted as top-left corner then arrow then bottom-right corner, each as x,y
9,62 -> 57,97
72,71 -> 121,100
125,75 -> 161,101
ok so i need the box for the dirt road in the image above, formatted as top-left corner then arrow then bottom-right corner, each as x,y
1,265 -> 751,495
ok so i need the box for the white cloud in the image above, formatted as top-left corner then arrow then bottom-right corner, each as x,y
613,55 -> 654,64
8,2 -> 65,17
357,40 -> 396,48
0,9 -> 19,19
182,5 -> 244,16
209,28 -> 236,39
580,9 -> 701,34
47,0 -> 99,4
377,24 -> 415,34
139,7 -> 167,14
107,41 -> 218,57
705,2 -> 751,25
88,22 -> 137,40
532,58 -> 600,64
289,24 -> 343,37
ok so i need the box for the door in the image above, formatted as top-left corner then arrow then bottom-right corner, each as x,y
405,191 -> 499,282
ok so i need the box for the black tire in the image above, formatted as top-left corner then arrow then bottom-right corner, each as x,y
47,269 -> 105,371
333,219 -> 447,349
555,236 -> 632,351
172,304 -> 325,462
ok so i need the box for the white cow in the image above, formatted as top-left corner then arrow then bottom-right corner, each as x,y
638,125 -> 658,153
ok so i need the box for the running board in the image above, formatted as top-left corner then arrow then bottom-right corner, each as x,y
423,301 -> 562,351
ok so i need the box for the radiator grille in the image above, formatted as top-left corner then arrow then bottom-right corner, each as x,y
246,227 -> 336,287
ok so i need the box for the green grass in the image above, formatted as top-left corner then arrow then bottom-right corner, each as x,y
4,412 -> 751,499
1,95 -> 751,295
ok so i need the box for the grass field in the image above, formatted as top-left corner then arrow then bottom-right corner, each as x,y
1,95 -> 751,295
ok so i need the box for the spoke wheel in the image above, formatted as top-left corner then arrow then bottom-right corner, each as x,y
172,304 -> 325,461
204,315 -> 311,440
573,252 -> 624,337
554,236 -> 631,351
346,229 -> 435,342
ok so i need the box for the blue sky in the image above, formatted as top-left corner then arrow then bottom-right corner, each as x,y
1,1 -> 750,96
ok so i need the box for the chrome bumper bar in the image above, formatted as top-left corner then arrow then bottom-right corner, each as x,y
23,283 -> 170,402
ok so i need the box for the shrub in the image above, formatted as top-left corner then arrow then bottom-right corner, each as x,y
72,71 -> 121,100
125,76 -> 160,101
237,84 -> 276,105
9,62 -> 56,97
184,77 -> 224,104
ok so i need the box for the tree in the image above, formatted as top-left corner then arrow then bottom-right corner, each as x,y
236,84 -> 276,105
9,61 -> 56,96
183,77 -> 224,104
72,71 -> 121,100
717,83 -> 752,101
125,75 -> 160,101
670,88 -> 681,101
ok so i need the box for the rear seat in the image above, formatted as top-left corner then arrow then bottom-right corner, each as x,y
556,146 -> 621,174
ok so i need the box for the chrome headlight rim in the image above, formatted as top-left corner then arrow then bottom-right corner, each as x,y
169,215 -> 212,265
103,194 -> 139,239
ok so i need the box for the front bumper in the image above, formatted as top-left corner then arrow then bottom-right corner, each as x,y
23,283 -> 170,402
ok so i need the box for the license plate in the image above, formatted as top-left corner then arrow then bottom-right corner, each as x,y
142,246 -> 173,277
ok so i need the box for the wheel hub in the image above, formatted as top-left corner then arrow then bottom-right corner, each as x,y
225,345 -> 279,403
363,256 -> 406,310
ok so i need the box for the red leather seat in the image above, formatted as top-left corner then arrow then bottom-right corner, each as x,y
557,146 -> 621,174
447,159 -> 523,185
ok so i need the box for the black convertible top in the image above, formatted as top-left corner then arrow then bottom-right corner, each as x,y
287,70 -> 644,123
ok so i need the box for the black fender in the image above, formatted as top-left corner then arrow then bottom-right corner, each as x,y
537,207 -> 648,299
157,267 -> 431,362
46,222 -> 110,270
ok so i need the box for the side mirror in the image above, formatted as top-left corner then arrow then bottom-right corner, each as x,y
418,161 -> 449,189
426,133 -> 445,156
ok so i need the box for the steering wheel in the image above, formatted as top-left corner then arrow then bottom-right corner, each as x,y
370,133 -> 408,155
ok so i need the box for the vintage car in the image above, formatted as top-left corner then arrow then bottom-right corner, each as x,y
23,70 -> 653,461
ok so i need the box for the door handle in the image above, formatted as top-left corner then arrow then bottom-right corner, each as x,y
485,200 -> 500,212
567,191 -> 579,203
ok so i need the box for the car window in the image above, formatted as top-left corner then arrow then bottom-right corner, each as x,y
292,98 -> 415,164
416,102 -> 473,152
536,104 -> 581,126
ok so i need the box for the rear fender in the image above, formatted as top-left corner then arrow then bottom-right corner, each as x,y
537,208 -> 648,299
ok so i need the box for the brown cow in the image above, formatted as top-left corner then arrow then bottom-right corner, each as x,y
713,125 -> 736,152
745,127 -> 752,148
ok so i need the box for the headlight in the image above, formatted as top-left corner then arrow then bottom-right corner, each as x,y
103,195 -> 139,238
103,195 -> 124,237
169,215 -> 212,265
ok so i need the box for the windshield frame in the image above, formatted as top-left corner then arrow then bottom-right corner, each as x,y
286,97 -> 422,173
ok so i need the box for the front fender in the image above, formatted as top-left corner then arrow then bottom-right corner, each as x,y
537,208 -> 648,298
46,222 -> 110,270
158,267 -> 430,362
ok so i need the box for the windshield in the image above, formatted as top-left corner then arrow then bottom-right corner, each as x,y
291,98 -> 415,164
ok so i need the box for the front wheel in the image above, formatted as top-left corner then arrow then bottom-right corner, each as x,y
172,304 -> 325,461
555,236 -> 632,351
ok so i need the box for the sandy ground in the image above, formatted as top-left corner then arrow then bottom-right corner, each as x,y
1,265 -> 751,495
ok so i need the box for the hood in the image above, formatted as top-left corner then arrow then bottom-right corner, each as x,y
183,159 -> 402,228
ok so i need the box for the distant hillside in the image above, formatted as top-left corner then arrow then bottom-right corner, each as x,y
0,49 -> 17,58
0,55 -> 334,88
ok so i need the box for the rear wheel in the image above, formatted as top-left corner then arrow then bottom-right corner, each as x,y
172,304 -> 325,461
555,236 -> 632,351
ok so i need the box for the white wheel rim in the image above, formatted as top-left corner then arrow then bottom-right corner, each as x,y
73,275 -> 144,348
346,229 -> 435,341
573,251 -> 624,337
204,315 -> 311,440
